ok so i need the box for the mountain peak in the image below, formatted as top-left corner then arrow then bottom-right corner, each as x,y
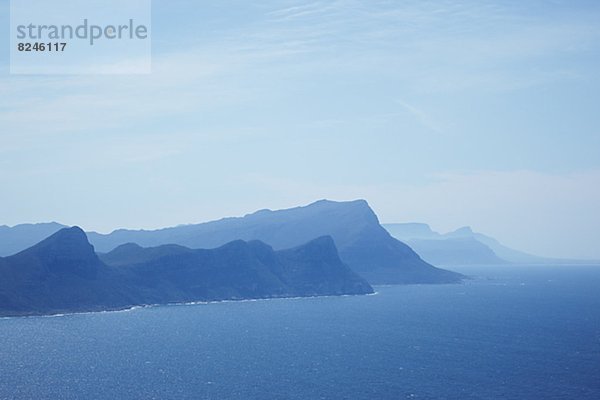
299,235 -> 337,251
451,226 -> 474,236
282,235 -> 342,264
19,227 -> 101,278
308,198 -> 370,209
112,242 -> 144,252
22,226 -> 91,252
47,226 -> 87,241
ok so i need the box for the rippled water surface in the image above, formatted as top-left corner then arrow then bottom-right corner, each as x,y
1,265 -> 599,399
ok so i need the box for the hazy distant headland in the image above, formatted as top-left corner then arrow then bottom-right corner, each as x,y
383,223 -> 598,266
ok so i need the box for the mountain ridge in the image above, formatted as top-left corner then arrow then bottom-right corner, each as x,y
383,223 -> 598,265
0,222 -> 68,257
86,199 -> 463,284
0,228 -> 373,317
0,200 -> 465,284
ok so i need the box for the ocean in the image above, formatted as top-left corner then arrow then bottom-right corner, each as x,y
1,265 -> 599,399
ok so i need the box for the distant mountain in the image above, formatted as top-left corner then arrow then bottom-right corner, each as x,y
440,226 -> 584,264
443,226 -> 597,264
384,223 -> 506,265
0,222 -> 67,257
407,237 -> 506,265
383,223 -> 596,265
87,200 -> 463,284
99,243 -> 193,267
0,228 -> 373,317
385,223 -> 443,240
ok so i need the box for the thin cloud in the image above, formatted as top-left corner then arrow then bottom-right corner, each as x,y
395,99 -> 444,134
267,1 -> 344,20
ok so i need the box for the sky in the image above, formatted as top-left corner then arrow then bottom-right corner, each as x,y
0,0 -> 599,259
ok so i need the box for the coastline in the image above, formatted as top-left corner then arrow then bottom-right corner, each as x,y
0,290 -> 380,320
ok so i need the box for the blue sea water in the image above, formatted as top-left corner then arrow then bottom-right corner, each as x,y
1,265 -> 599,400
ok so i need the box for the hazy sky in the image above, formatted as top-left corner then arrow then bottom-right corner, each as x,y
1,1 -> 599,259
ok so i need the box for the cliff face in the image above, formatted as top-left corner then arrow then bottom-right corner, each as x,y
0,228 -> 373,317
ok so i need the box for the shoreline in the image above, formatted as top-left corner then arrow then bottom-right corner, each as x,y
0,290 -> 380,320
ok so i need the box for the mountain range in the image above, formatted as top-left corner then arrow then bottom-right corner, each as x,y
383,223 -> 596,265
0,227 -> 373,317
0,222 -> 67,258
0,200 -> 463,284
